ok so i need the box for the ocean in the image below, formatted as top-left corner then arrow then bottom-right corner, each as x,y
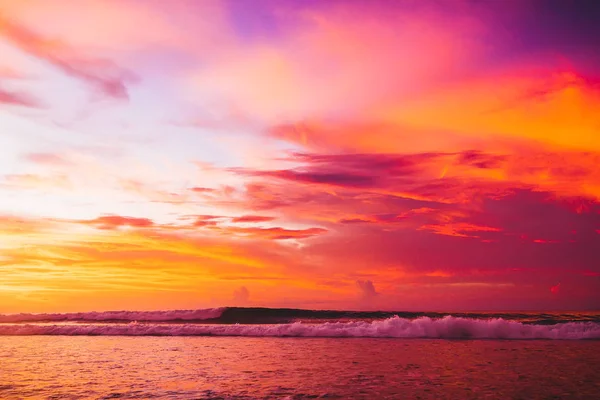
1,308 -> 599,399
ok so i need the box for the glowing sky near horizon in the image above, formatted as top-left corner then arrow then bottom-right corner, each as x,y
1,0 -> 599,313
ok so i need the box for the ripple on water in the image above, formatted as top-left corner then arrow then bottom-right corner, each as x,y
0,337 -> 599,399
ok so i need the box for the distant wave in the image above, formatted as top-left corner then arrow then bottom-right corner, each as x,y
1,307 -> 598,324
1,316 -> 599,339
0,308 -> 226,323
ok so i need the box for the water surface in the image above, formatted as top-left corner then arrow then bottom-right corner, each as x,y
1,336 -> 599,399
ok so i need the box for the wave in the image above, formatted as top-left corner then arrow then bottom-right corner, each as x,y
1,316 -> 599,339
0,308 -> 225,323
1,307 -> 598,324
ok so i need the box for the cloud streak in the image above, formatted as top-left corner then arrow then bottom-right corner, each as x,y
0,86 -> 39,107
0,14 -> 135,100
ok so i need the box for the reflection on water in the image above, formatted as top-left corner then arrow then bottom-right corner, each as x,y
1,337 -> 599,399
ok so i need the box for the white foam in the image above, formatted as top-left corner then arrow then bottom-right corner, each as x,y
0,308 -> 225,323
1,316 -> 599,339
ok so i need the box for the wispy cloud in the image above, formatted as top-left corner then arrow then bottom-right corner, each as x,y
0,14 -> 136,100
84,215 -> 155,230
0,86 -> 40,107
230,215 -> 276,223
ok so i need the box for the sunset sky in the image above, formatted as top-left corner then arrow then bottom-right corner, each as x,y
1,0 -> 599,313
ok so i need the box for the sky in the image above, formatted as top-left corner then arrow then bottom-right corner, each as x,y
0,0 -> 599,313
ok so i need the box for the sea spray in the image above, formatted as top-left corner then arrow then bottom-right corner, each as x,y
1,316 -> 599,339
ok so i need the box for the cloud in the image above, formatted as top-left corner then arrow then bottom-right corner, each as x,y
233,152 -> 446,196
189,0 -> 486,124
233,286 -> 250,304
0,14 -> 136,100
379,71 -> 600,152
267,71 -> 600,160
0,0 -> 191,51
234,147 -> 600,211
0,213 -> 342,312
0,65 -> 22,78
312,212 -> 599,289
457,151 -> 508,169
0,62 -> 40,107
2,173 -> 70,190
244,169 -> 377,189
23,152 -> 71,166
0,86 -> 40,107
192,220 -> 219,228
0,214 -> 55,235
225,226 -> 327,240
420,222 -> 502,239
186,215 -> 222,228
189,187 -> 216,193
85,215 -> 155,230
231,215 -> 276,223
356,280 -> 379,300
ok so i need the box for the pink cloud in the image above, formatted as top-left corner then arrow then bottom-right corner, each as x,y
189,1 -> 484,124
0,86 -> 39,107
0,14 -> 136,100
0,0 -> 192,51
24,153 -> 71,166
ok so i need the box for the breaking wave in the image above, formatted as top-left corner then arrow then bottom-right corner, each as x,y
0,308 -> 226,323
1,316 -> 599,339
2,307 -> 598,324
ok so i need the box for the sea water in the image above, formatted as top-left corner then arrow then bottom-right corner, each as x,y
1,308 -> 599,399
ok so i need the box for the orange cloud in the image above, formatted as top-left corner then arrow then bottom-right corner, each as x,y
419,222 -> 502,239
2,173 -> 70,190
84,215 -> 155,230
380,71 -> 600,151
230,215 -> 276,223
0,212 -> 344,312
189,187 -> 216,193
224,226 -> 327,240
